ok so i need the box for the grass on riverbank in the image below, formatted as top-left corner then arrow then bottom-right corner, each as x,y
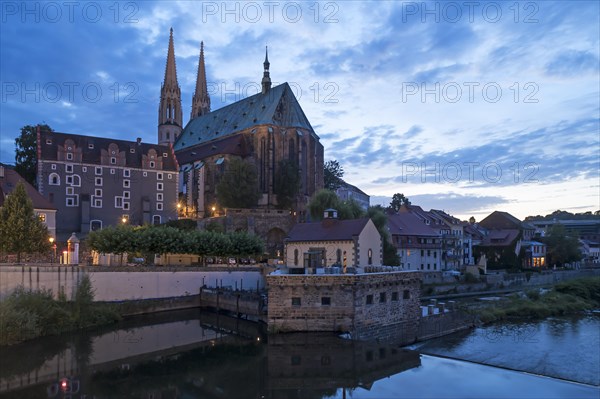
0,276 -> 121,346
475,277 -> 600,324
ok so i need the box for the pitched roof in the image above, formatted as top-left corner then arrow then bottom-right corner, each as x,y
0,165 -> 56,210
480,211 -> 522,230
388,212 -> 440,237
481,229 -> 520,246
287,218 -> 372,242
174,83 -> 316,152
175,134 -> 249,166
38,131 -> 178,171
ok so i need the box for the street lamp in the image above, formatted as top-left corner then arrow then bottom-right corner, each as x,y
49,237 -> 56,264
121,216 -> 127,224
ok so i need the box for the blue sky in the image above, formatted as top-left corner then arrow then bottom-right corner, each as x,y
1,1 -> 598,220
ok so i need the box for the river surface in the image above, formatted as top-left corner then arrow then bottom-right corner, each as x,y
0,310 -> 598,399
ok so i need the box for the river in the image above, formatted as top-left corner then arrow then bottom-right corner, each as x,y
0,310 -> 598,399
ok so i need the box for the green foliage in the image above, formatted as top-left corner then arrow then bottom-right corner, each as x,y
274,159 -> 301,209
0,182 -> 50,262
338,198 -> 365,220
308,189 -> 340,221
227,231 -> 265,256
388,193 -> 411,213
555,277 -> 600,303
525,209 -> 600,221
542,224 -> 582,266
205,221 -> 224,233
87,225 -> 135,255
323,160 -> 344,190
15,124 -> 52,187
216,158 -> 260,208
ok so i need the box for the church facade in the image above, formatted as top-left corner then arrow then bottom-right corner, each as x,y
159,30 -> 324,220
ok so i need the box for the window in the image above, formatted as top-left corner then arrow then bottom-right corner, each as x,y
49,173 -> 60,185
69,175 -> 80,186
51,164 -> 57,170
123,179 -> 130,188
379,292 -> 386,303
130,148 -> 135,153
124,169 -> 130,177
366,295 -> 373,305
66,196 -> 78,207
143,171 -> 148,177
95,189 -> 102,197
167,174 -> 172,179
46,139 -> 52,145
123,202 -> 130,210
157,182 -> 163,191
427,250 -> 431,257
292,297 -> 301,306
321,297 -> 331,306
110,157 -> 116,164
66,153 -> 73,160
336,249 -> 342,263
427,264 -> 430,270
153,215 -> 161,225
368,248 -> 373,265
66,187 -> 74,195
88,143 -> 94,149
403,290 -> 410,299
421,264 -> 424,270
421,250 -> 424,257
66,164 -> 73,173
90,220 -> 102,231
391,292 -> 399,301
294,249 -> 299,266
95,167 -> 102,175
156,193 -> 163,201
82,166 -> 87,172
115,197 -> 123,208
156,203 -> 163,211
110,168 -> 115,175
157,173 -> 163,180
123,191 -> 130,199
149,161 -> 155,168
38,213 -> 46,222
434,251 -> 437,258
66,175 -> 73,185
163,152 -> 168,157
95,177 -> 103,186
92,198 -> 102,208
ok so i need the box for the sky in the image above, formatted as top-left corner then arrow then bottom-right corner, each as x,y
1,1 -> 598,221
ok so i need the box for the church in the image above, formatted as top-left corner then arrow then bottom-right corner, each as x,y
158,29 -> 324,220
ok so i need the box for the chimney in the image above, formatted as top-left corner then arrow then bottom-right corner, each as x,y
136,137 -> 142,145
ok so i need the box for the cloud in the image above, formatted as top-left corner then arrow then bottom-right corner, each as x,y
545,50 -> 600,77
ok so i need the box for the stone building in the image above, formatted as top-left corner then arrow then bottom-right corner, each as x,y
267,271 -> 422,341
283,209 -> 382,273
36,130 -> 178,239
158,29 -> 324,219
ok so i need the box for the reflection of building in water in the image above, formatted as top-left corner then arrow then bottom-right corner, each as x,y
266,333 -> 421,394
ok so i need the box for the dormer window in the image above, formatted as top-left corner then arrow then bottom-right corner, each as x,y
88,143 -> 94,149
149,161 -> 155,168
110,157 -> 116,164
163,153 -> 168,157
46,139 -> 52,145
67,153 -> 73,160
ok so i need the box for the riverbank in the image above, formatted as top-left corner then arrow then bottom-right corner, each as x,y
469,277 -> 600,323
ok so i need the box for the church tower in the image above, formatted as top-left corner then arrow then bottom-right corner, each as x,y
190,41 -> 211,119
158,28 -> 183,146
261,46 -> 271,94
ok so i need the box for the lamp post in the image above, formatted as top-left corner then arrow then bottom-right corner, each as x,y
177,202 -> 182,218
49,237 -> 56,264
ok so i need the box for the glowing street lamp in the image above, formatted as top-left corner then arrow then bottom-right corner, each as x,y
49,237 -> 56,264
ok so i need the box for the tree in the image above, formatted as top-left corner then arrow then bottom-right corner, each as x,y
15,124 -> 52,187
308,189 -> 341,221
542,224 -> 582,266
368,205 -> 399,265
0,182 -> 50,262
216,158 -> 260,209
324,160 -> 344,190
389,193 -> 411,213
274,159 -> 300,209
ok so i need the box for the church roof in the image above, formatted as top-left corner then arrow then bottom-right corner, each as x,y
174,83 -> 316,152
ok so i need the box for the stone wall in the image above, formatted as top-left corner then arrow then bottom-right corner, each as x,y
266,271 -> 421,342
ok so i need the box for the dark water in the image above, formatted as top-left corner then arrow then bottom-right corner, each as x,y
0,310 -> 598,399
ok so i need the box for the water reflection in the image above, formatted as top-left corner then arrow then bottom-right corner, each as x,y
1,311 -> 598,399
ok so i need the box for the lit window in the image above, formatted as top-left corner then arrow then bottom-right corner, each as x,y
38,213 -> 46,222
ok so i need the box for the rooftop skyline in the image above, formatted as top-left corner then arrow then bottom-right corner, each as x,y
1,1 -> 598,221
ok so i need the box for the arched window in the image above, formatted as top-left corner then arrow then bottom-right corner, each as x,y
368,248 -> 373,265
336,249 -> 342,264
288,138 -> 295,161
90,220 -> 102,231
294,249 -> 299,266
153,215 -> 161,225
71,175 -> 81,187
49,173 -> 60,185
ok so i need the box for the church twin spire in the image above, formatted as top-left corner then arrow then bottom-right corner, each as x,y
191,41 -> 211,119
158,30 -> 273,145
